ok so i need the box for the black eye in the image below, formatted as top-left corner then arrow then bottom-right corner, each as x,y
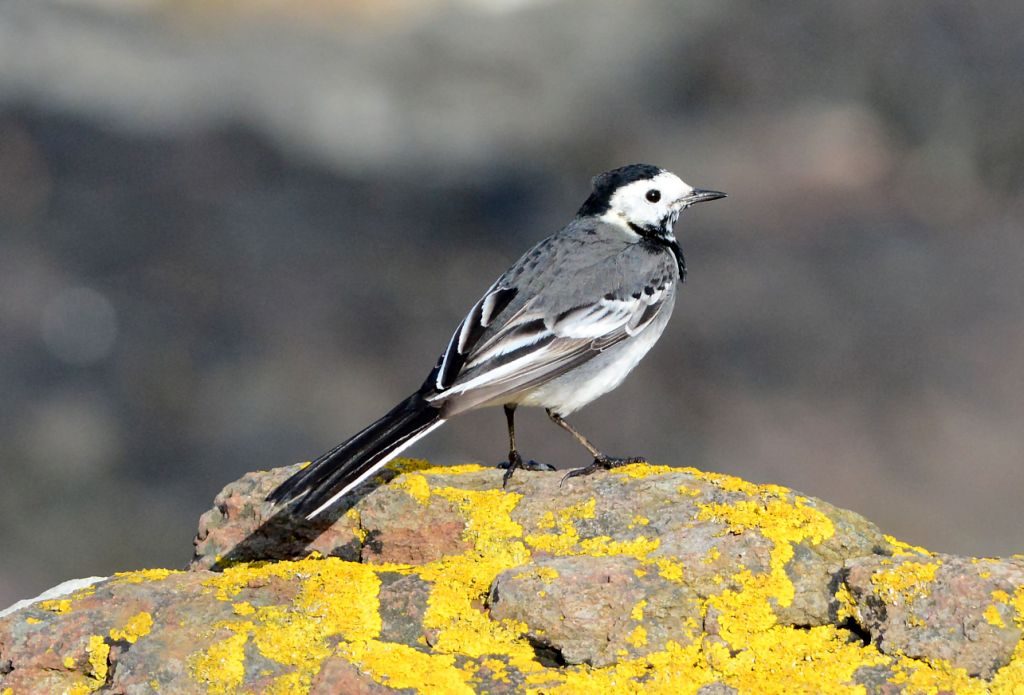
645,189 -> 661,203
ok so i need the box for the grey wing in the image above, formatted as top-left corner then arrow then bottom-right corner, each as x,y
425,247 -> 677,414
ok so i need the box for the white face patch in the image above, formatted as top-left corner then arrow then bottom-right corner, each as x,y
600,171 -> 694,237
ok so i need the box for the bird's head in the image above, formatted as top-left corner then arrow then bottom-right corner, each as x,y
578,163 -> 725,242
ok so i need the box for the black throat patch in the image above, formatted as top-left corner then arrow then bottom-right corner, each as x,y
629,222 -> 687,283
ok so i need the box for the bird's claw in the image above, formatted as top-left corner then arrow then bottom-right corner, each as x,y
498,453 -> 555,488
559,455 -> 647,486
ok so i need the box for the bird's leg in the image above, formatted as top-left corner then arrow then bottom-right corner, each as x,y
498,404 -> 556,486
546,409 -> 647,484
501,404 -> 523,487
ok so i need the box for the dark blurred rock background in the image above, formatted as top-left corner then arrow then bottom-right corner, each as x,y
1,0 -> 1022,608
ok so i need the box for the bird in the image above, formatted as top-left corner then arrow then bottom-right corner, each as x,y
268,164 -> 725,519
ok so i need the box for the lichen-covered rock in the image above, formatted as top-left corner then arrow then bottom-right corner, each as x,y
842,551 -> 1024,678
489,556 -> 703,667
2,459 -> 1023,694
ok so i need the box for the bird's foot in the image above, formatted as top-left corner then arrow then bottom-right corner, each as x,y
560,455 -> 647,485
498,452 -> 556,487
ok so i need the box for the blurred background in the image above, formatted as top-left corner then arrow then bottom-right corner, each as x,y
2,0 -> 1023,608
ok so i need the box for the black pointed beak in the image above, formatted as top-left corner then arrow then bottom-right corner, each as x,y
678,188 -> 727,207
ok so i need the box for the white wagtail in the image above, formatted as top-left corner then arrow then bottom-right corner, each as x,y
269,164 -> 725,518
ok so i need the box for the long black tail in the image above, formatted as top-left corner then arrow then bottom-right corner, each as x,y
268,393 -> 444,518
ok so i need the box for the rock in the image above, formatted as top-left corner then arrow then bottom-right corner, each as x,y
3,459 -> 1023,693
843,552 -> 1024,678
191,463 -> 365,570
489,555 -> 703,667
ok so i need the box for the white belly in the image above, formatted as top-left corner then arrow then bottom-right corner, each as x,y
517,310 -> 670,415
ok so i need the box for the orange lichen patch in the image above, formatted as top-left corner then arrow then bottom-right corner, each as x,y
109,611 -> 153,643
884,534 -> 933,557
869,560 -> 941,606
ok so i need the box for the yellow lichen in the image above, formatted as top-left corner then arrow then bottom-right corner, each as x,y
109,611 -> 153,643
342,641 -> 474,693
38,598 -> 71,613
834,583 -> 859,623
25,616 -> 41,624
28,462 -> 1023,694
86,635 -> 110,684
629,515 -> 650,529
513,566 -> 559,582
392,472 -> 432,505
870,560 -> 941,606
884,534 -> 933,557
1012,585 -> 1024,628
384,457 -> 433,474
480,657 -> 510,683
64,655 -> 76,668
627,624 -> 648,648
888,654 -> 986,694
417,487 -> 534,663
190,631 -> 248,695
114,568 -> 179,584
190,558 -> 384,692
698,495 -> 835,609
579,535 -> 660,559
610,463 -> 674,478
652,557 -> 685,583
984,603 -> 1007,628
344,507 -> 367,543
427,463 -> 488,475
